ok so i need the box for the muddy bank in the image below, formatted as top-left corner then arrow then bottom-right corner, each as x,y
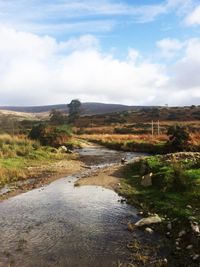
0,158 -> 84,201
75,164 -> 121,190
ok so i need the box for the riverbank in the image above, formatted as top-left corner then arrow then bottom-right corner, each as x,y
76,152 -> 200,266
0,157 -> 85,201
0,134 -> 88,200
79,134 -> 200,153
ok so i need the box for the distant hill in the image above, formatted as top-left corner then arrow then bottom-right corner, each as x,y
0,102 -> 143,115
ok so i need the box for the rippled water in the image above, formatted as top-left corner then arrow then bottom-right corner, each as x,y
0,147 -> 146,267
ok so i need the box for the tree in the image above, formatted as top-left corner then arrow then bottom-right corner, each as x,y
49,109 -> 66,125
166,125 -> 190,152
67,99 -> 81,123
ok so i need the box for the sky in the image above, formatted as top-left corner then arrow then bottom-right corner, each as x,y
0,0 -> 200,106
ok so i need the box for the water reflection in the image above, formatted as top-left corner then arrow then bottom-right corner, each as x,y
0,147 -> 145,267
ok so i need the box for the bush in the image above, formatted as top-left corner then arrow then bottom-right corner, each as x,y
166,125 -> 190,152
29,124 -> 72,147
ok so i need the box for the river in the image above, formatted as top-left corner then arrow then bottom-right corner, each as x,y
0,147 -> 159,267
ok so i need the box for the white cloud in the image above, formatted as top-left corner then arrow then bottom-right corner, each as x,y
0,26 -> 200,106
185,5 -> 200,25
0,0 -> 196,36
0,26 -> 168,106
157,38 -> 183,58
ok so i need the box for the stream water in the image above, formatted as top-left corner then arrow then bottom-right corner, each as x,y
0,147 -> 154,267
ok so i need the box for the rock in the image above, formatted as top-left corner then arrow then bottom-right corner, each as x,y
192,254 -> 199,261
167,222 -> 172,230
186,245 -> 193,250
188,216 -> 196,221
191,222 -> 200,234
163,258 -> 168,264
137,211 -> 143,216
141,173 -> 153,187
58,146 -> 73,154
66,149 -> 73,154
145,227 -> 154,234
186,205 -> 192,209
127,222 -> 134,232
121,158 -> 126,164
59,146 -> 68,152
178,230 -> 186,237
176,247 -> 181,251
135,215 -> 162,227
166,232 -> 171,237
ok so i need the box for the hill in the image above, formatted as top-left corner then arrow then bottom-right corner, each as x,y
0,102 -> 144,115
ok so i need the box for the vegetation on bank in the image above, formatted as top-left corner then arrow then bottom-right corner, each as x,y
119,153 -> 200,221
80,125 -> 200,153
0,100 -> 84,189
0,134 -> 77,188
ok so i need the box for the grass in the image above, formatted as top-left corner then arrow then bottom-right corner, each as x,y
118,154 -> 200,222
80,134 -> 167,153
0,134 -> 71,187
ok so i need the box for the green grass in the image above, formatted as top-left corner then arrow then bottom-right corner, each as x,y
119,154 -> 200,222
0,134 -> 70,187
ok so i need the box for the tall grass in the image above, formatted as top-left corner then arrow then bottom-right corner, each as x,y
0,134 -> 67,187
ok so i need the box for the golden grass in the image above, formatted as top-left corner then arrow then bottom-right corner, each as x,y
80,134 -> 168,144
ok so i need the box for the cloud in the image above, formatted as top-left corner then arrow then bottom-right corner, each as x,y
0,26 -> 168,106
157,38 -> 183,58
0,26 -> 199,106
185,5 -> 200,25
0,0 -> 196,36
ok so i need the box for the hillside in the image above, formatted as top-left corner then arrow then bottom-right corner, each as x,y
0,102 -> 144,115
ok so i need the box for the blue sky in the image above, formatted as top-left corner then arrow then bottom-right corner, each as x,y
0,0 -> 200,106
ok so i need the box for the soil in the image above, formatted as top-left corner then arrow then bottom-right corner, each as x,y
75,164 -> 123,190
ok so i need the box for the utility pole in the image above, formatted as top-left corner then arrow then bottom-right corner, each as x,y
157,120 -> 160,135
151,120 -> 154,136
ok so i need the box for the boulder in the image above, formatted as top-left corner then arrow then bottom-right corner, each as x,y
135,215 -> 162,227
141,173 -> 153,187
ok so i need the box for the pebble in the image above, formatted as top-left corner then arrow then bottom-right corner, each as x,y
167,222 -> 172,230
163,258 -> 168,264
145,227 -> 154,234
192,254 -> 200,261
127,222 -> 134,232
186,205 -> 192,209
191,222 -> 200,234
186,245 -> 193,250
166,232 -> 171,237
178,230 -> 186,237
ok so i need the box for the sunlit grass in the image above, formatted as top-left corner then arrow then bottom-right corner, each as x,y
0,134 -> 68,187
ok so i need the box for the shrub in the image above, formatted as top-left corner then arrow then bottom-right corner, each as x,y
166,125 -> 190,152
29,124 -> 72,147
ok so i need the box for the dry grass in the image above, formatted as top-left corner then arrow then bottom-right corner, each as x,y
80,134 -> 168,144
